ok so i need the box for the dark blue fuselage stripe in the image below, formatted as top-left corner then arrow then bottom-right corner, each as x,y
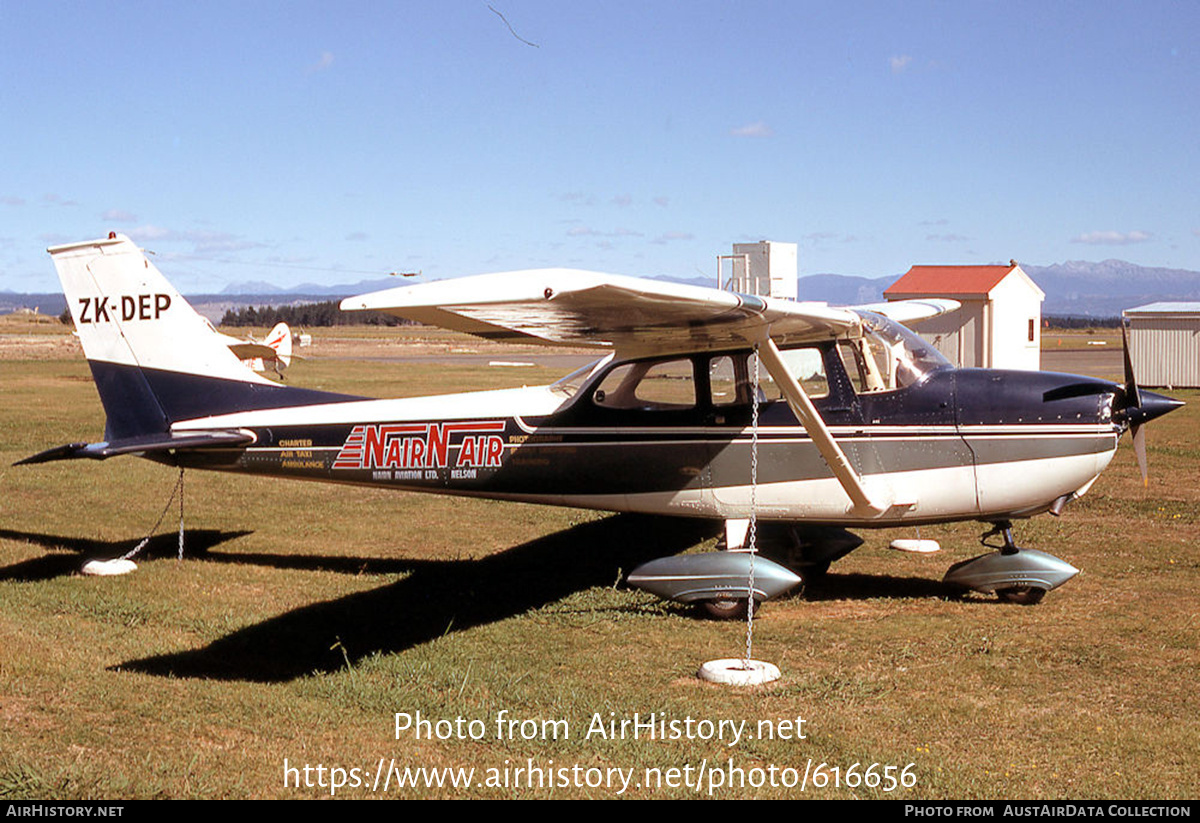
88,361 -> 366,433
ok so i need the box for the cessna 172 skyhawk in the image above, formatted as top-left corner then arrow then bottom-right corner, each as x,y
20,234 -> 1182,613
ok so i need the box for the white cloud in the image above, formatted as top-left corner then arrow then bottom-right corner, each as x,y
309,51 -> 334,73
129,224 -> 172,240
1071,230 -> 1153,246
559,191 -> 596,206
102,209 -> 137,222
125,225 -> 266,255
651,231 -> 694,245
190,232 -> 267,255
567,226 -> 642,239
890,55 -> 912,73
730,121 -> 774,138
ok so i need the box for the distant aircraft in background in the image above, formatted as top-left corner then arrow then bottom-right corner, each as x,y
212,321 -> 293,378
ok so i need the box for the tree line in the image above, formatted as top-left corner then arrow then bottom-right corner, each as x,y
1043,315 -> 1123,330
219,300 -> 414,327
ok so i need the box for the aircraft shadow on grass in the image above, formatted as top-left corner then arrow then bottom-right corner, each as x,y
3,518 -> 960,683
801,572 -> 951,602
120,513 -> 720,682
0,528 -> 252,581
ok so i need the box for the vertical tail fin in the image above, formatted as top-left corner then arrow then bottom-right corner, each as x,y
264,322 -> 293,369
49,235 -> 352,439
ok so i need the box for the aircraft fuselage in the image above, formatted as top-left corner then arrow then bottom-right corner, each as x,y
165,344 -> 1148,527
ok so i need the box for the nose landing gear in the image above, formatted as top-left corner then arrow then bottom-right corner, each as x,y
943,521 -> 1079,604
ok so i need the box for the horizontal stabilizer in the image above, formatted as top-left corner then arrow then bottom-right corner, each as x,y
15,429 -> 254,465
852,298 -> 961,324
226,341 -> 279,360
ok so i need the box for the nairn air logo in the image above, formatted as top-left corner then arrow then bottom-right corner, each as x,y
332,421 -> 507,471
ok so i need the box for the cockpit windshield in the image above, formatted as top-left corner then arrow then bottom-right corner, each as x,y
842,311 -> 952,393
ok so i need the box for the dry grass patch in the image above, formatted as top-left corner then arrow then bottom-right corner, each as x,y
1,340 -> 1196,799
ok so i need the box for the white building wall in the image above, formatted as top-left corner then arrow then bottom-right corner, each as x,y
988,273 -> 1042,371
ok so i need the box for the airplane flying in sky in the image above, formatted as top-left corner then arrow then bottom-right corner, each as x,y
19,234 -> 1182,614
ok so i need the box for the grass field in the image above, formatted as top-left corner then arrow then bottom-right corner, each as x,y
1,322 -> 1197,799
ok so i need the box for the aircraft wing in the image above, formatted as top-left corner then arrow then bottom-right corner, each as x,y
343,269 -> 882,357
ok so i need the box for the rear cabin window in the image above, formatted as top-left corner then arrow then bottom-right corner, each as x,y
593,359 -> 696,410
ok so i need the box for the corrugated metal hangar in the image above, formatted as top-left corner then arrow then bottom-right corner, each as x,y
1123,302 -> 1200,389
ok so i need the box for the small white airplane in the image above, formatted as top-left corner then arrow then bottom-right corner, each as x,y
19,234 -> 1182,613
212,321 -> 294,378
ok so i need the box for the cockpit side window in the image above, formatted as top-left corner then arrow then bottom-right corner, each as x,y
756,347 -> 829,400
707,348 -> 830,405
838,338 -> 890,393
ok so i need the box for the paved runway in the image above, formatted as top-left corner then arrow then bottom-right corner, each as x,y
1039,348 -> 1122,380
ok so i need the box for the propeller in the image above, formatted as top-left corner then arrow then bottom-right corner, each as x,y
1117,322 -> 1184,486
1120,322 -> 1148,485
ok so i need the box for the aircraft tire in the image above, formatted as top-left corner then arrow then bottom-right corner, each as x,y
997,586 -> 1046,605
700,598 -> 750,620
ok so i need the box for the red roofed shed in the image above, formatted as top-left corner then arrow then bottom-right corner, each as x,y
885,262 -> 1045,369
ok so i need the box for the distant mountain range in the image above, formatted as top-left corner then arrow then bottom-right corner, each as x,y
1022,261 -> 1200,316
5,259 -> 1200,320
668,260 -> 1200,317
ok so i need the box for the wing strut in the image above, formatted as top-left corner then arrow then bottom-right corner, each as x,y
756,338 -> 887,517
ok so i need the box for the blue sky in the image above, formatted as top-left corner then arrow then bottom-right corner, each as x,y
2,1 -> 1197,293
